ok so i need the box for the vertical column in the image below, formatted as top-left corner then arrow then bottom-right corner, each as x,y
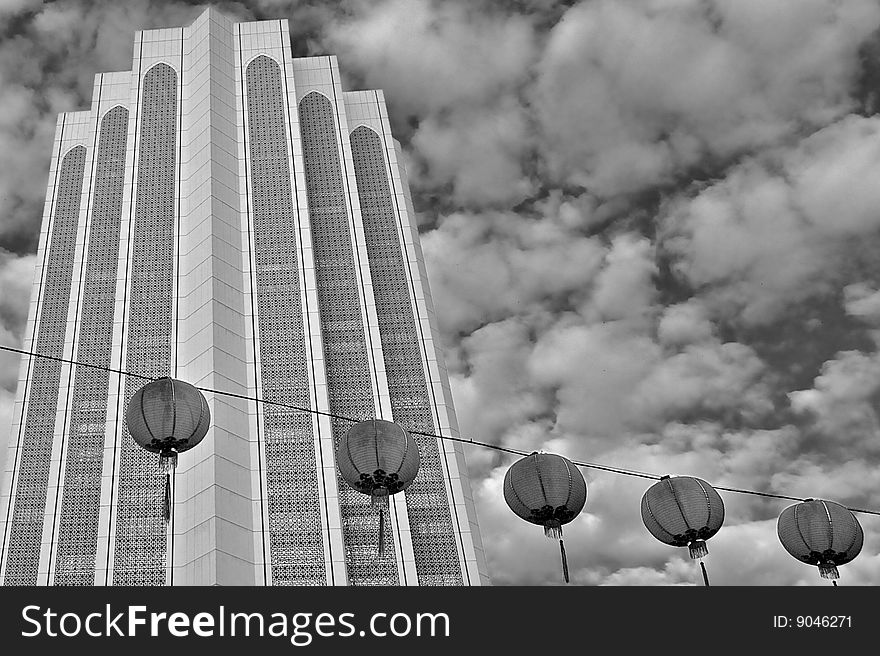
282,49 -> 347,587
345,89 -> 489,585
173,9 -> 256,586
2,141 -> 87,585
241,54 -> 326,585
389,135 -> 490,584
53,105 -> 129,585
298,88 -> 401,585
348,120 -> 464,585
112,60 -> 178,586
102,61 -> 143,586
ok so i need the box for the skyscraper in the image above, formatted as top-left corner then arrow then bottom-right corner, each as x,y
0,9 -> 489,587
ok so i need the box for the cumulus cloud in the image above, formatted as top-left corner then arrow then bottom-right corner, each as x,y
527,321 -> 660,439
844,282 -> 880,325
632,341 -> 774,427
663,160 -> 819,324
325,0 -> 535,116
410,97 -> 536,207
0,0 -> 41,18
662,115 -> 880,325
531,0 -> 880,195
422,208 -> 606,337
788,350 -> 880,453
657,300 -> 714,346
324,0 -> 539,209
586,234 -> 657,323
450,319 -> 549,452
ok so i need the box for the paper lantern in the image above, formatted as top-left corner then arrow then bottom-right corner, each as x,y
127,377 -> 210,471
641,475 -> 725,559
641,475 -> 724,586
503,452 -> 587,583
126,377 -> 210,521
337,419 -> 420,555
777,499 -> 863,582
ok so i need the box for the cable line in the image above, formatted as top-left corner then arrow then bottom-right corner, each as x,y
2,343 -> 879,517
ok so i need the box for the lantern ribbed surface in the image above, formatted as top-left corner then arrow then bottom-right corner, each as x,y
503,452 -> 587,538
337,419 -> 420,496
777,499 -> 863,580
126,377 -> 210,457
641,475 -> 724,558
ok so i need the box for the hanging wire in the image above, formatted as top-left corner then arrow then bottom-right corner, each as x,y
3,343 -> 880,518
0,344 -> 153,380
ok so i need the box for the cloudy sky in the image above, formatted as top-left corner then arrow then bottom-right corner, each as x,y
3,0 -> 880,586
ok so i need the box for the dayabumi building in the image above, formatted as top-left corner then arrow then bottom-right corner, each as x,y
0,9 -> 489,587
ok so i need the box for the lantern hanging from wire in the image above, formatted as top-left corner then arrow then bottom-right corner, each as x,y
641,475 -> 724,586
503,452 -> 587,583
777,498 -> 863,584
337,419 -> 420,556
126,377 -> 210,521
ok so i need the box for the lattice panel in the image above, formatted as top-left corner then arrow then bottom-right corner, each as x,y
350,126 -> 463,585
4,145 -> 86,585
246,56 -> 326,586
113,64 -> 176,586
299,92 -> 399,584
54,107 -> 129,586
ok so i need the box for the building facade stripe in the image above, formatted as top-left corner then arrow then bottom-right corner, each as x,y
0,114 -> 65,582
246,55 -> 326,586
375,98 -> 472,583
236,30 -> 270,587
112,63 -> 177,586
279,28 -> 337,585
350,126 -> 464,585
298,91 -> 400,585
105,35 -> 143,584
168,27 -> 185,589
54,107 -> 128,585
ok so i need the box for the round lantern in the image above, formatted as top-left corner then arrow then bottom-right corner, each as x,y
126,377 -> 210,521
127,377 -> 211,470
777,498 -> 863,583
337,419 -> 420,555
641,475 -> 724,585
503,452 -> 587,583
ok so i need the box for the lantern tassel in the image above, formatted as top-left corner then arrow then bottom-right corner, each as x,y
559,539 -> 569,584
372,493 -> 389,558
378,506 -> 385,558
544,522 -> 563,540
688,540 -> 708,560
159,450 -> 178,473
700,560 -> 710,587
819,563 -> 839,580
164,473 -> 172,522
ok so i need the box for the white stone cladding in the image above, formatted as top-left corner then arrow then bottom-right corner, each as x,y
0,8 -> 488,586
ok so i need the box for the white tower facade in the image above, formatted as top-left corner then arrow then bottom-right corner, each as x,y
0,9 -> 489,586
